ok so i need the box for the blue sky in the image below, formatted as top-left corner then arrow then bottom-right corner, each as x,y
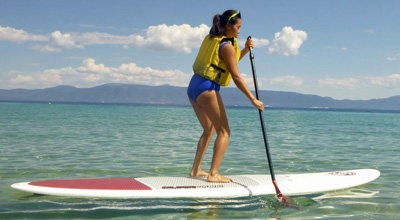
1,0 -> 399,100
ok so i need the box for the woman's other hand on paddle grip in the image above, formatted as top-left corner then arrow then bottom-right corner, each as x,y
245,37 -> 254,49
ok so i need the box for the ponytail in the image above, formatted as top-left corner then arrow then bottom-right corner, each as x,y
209,14 -> 223,38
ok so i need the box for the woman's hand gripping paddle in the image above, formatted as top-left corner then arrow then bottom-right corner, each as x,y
247,36 -> 290,204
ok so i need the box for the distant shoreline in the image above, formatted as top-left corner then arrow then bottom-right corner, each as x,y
2,100 -> 399,114
1,83 -> 399,111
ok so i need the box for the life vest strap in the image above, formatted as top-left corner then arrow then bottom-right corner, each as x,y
210,64 -> 226,84
221,37 -> 235,46
210,64 -> 226,73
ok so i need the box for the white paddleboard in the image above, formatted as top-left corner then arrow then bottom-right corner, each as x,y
11,169 -> 380,199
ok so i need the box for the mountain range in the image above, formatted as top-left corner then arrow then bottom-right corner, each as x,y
1,83 -> 399,111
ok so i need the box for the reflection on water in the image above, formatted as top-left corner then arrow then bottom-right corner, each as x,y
313,189 -> 380,200
3,194 -> 311,219
187,208 -> 221,220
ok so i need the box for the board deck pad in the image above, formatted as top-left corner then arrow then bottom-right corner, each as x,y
139,175 -> 260,189
11,169 -> 380,199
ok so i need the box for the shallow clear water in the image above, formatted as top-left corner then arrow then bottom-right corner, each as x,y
1,102 -> 399,219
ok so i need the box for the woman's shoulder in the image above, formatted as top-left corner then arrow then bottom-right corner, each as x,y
219,41 -> 235,55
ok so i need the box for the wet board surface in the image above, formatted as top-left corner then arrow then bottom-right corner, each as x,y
11,169 -> 380,199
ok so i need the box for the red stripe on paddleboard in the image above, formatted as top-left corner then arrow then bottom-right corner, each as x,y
29,178 -> 152,190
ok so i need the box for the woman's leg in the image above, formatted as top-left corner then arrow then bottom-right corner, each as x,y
197,90 -> 232,183
189,98 -> 215,177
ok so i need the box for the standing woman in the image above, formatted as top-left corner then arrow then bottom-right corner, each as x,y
187,10 -> 264,183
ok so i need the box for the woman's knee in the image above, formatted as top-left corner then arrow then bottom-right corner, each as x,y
202,126 -> 216,138
217,126 -> 230,137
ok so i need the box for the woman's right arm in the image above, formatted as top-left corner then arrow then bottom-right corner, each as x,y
219,44 -> 264,111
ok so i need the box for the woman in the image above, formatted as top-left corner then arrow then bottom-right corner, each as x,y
187,10 -> 264,183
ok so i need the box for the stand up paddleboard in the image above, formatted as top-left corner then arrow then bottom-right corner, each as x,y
11,169 -> 379,199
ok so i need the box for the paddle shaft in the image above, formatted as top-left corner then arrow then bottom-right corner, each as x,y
248,38 -> 288,203
248,46 -> 276,180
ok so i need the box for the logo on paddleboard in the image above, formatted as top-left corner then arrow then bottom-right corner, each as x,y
329,171 -> 356,176
162,185 -> 224,189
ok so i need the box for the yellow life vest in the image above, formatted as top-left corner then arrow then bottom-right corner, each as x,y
192,35 -> 241,86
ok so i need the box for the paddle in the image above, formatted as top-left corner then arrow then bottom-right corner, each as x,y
247,36 -> 289,203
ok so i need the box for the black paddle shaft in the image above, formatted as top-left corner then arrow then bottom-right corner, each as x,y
248,42 -> 277,180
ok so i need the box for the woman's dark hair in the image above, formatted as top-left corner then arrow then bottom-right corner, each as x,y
209,10 -> 241,37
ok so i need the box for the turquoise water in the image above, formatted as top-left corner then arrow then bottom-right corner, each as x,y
1,102 -> 399,219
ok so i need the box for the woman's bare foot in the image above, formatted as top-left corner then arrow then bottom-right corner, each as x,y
207,174 -> 232,183
190,169 -> 209,177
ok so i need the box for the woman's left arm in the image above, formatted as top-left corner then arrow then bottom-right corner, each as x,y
220,43 -> 264,111
239,37 -> 254,61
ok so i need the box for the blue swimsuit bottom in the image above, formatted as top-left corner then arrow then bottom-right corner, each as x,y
187,74 -> 221,102
187,41 -> 230,102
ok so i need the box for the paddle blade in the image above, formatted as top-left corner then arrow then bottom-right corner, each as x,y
272,180 -> 301,210
272,180 -> 288,203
